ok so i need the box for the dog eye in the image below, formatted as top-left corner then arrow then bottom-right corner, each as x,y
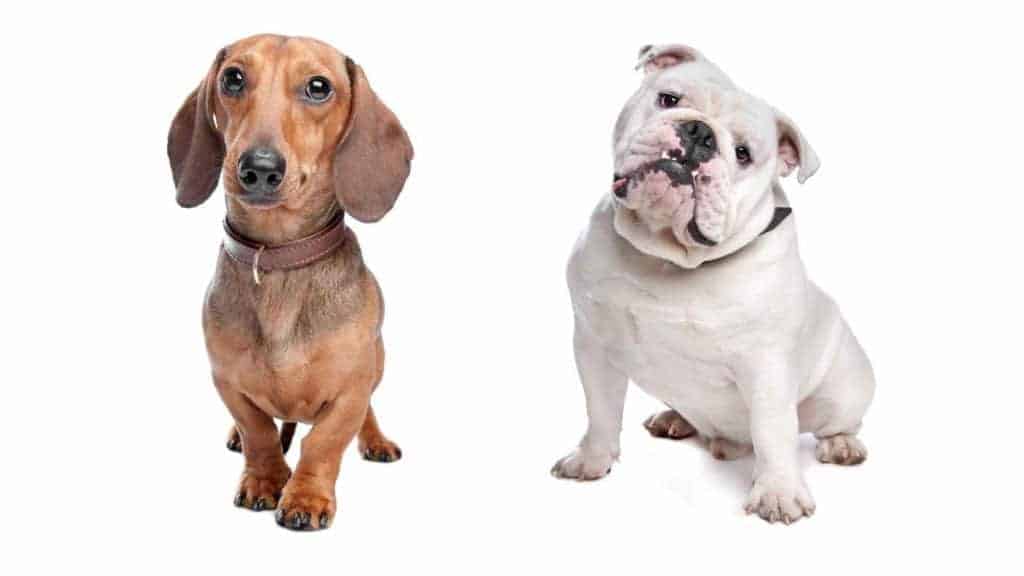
735,145 -> 752,166
657,92 -> 680,108
221,67 -> 246,96
305,76 -> 333,102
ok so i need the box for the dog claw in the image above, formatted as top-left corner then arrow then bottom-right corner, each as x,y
275,508 -> 287,526
233,492 -> 245,507
319,512 -> 330,529
252,498 -> 267,511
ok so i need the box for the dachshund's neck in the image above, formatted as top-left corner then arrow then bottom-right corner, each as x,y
225,196 -> 342,246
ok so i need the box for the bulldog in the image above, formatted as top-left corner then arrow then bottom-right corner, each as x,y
551,44 -> 875,524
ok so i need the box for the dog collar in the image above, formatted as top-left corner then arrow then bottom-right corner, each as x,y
698,206 -> 792,266
762,206 -> 792,235
222,212 -> 346,285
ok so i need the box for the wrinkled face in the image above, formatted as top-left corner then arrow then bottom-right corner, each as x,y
612,50 -> 806,249
212,35 -> 352,211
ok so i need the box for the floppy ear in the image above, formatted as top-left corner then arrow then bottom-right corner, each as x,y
775,108 -> 820,184
636,44 -> 704,73
167,49 -> 226,208
332,58 -> 413,223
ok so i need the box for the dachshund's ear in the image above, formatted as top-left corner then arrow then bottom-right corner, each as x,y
332,58 -> 413,223
168,49 -> 226,208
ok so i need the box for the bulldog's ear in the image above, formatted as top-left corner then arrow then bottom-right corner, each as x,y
636,44 -> 703,73
167,48 -> 226,208
775,109 -> 820,184
332,57 -> 413,223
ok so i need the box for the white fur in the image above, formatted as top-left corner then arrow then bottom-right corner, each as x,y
552,46 -> 875,524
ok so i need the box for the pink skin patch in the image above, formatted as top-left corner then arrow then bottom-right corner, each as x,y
619,121 -> 684,176
676,157 -> 729,245
626,171 -> 695,231
616,121 -> 733,247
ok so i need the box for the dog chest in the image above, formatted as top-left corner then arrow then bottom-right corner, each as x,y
203,260 -> 384,423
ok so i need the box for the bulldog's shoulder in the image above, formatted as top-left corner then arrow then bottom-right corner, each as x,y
567,196 -> 631,286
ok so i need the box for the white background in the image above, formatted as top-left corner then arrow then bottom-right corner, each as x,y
3,1 -> 1022,573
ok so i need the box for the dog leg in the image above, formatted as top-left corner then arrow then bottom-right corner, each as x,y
215,380 -> 292,512
358,405 -> 402,462
643,409 -> 696,440
225,421 -> 297,454
357,338 -> 401,462
276,386 -> 371,531
551,325 -> 628,481
739,362 -> 815,524
799,323 -> 874,466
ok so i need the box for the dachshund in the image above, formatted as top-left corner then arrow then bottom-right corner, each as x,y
168,34 -> 413,531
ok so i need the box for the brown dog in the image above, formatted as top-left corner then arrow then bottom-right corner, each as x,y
167,34 -> 412,531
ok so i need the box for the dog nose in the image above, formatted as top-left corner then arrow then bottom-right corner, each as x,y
677,120 -> 717,165
237,147 -> 286,195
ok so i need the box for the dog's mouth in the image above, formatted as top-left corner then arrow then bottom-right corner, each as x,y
239,195 -> 284,210
614,150 -> 691,191
612,153 -> 727,247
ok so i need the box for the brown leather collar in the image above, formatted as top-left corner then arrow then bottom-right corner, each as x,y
222,212 -> 346,284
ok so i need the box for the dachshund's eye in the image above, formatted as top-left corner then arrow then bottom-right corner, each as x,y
221,67 -> 246,96
735,145 -> 752,166
305,76 -> 333,102
657,92 -> 680,108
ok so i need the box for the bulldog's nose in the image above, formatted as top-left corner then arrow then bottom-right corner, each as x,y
677,120 -> 717,165
237,147 -> 286,195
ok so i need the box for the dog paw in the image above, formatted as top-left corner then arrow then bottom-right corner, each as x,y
816,434 -> 867,465
226,426 -> 242,452
361,438 -> 403,463
550,447 -> 616,481
707,437 -> 752,461
643,410 -> 696,440
276,474 -> 336,531
744,473 -> 815,525
234,466 -> 291,511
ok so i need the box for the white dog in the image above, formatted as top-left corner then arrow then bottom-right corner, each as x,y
551,44 -> 875,524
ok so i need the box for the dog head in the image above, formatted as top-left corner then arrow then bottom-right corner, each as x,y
611,44 -> 818,267
168,34 -> 413,231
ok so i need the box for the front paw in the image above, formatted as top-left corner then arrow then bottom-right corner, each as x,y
550,447 -> 617,481
234,465 -> 291,511
276,474 -> 336,531
744,473 -> 815,525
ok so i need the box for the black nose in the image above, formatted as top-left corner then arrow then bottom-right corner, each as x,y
237,147 -> 286,196
676,120 -> 717,166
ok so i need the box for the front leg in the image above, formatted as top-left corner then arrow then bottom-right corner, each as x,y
551,324 -> 628,481
215,380 -> 292,512
739,360 -> 815,524
275,385 -> 371,531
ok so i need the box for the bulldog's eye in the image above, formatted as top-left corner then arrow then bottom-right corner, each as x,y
735,145 -> 752,166
305,76 -> 333,102
657,92 -> 680,108
221,67 -> 246,96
